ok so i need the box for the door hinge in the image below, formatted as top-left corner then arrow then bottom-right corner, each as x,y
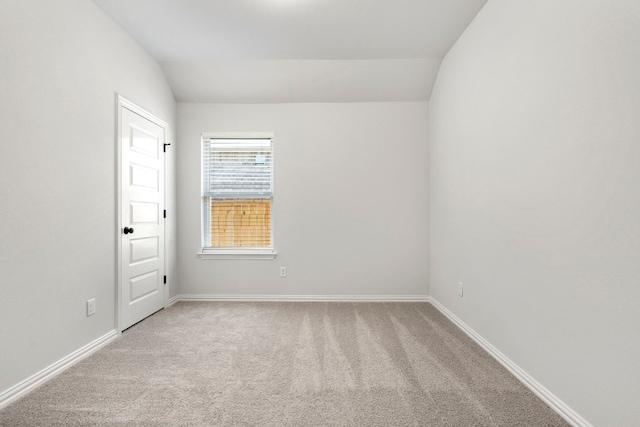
164,275 -> 167,284
163,143 -> 171,153
163,209 -> 166,218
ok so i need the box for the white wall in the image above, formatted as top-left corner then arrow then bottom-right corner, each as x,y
429,1 -> 640,425
0,0 -> 176,395
177,103 -> 429,297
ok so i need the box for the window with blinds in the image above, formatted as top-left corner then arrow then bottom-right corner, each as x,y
201,135 -> 275,258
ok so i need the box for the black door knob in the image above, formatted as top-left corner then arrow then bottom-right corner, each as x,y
123,227 -> 134,235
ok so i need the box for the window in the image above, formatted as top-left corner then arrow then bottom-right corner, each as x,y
199,133 -> 276,259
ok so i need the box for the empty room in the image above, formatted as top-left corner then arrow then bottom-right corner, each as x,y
0,0 -> 638,426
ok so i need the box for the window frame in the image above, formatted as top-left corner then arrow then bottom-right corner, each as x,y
198,132 -> 277,260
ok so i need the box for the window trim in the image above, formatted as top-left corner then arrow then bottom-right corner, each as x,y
197,248 -> 277,260
199,132 -> 277,260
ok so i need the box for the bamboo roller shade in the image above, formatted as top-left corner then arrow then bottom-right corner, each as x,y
210,199 -> 271,247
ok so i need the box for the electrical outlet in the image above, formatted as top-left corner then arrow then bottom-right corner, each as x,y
87,298 -> 96,316
457,282 -> 463,297
279,267 -> 287,278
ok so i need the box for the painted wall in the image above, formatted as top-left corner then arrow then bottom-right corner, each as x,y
177,103 -> 429,297
429,1 -> 640,425
0,0 -> 176,395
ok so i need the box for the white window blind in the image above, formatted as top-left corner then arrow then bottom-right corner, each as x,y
201,137 -> 275,257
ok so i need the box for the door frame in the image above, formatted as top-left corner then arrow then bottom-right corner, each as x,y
115,94 -> 168,334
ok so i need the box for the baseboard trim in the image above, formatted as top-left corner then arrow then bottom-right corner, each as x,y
429,298 -> 592,427
0,329 -> 118,411
171,294 -> 431,302
167,294 -> 181,307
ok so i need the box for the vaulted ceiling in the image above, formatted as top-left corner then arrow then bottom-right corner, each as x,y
92,0 -> 487,102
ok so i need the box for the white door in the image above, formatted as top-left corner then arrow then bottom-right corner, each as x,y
119,99 -> 166,330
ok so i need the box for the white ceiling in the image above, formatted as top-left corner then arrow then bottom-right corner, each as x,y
91,0 -> 487,102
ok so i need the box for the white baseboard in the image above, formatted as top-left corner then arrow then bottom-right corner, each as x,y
167,294 -> 181,307
171,294 -> 430,302
0,329 -> 118,411
429,298 -> 592,427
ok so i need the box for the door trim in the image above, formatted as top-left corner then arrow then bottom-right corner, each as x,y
116,94 -> 168,333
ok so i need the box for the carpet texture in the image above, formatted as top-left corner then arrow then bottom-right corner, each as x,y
0,302 -> 569,426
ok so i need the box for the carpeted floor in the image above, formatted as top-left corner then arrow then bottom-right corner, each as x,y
0,302 -> 569,426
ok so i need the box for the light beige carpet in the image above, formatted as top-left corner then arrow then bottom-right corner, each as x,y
0,302 -> 569,426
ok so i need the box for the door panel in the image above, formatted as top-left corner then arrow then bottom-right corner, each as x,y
129,271 -> 159,301
130,237 -> 159,263
130,202 -> 159,223
120,105 -> 165,330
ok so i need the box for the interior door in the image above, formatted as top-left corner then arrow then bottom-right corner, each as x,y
119,100 -> 166,330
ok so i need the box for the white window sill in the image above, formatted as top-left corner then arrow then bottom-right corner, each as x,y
197,249 -> 277,260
